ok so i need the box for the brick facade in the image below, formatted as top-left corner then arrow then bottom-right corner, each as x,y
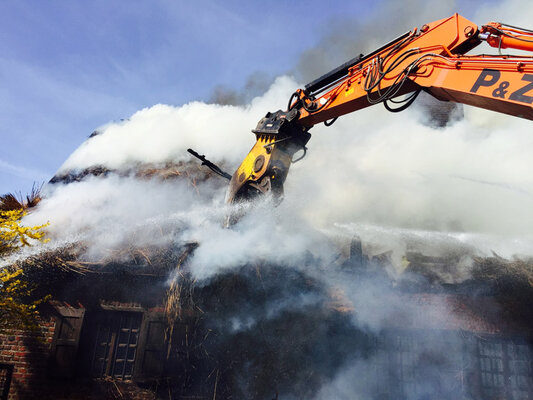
0,304 -> 160,400
0,317 -> 56,399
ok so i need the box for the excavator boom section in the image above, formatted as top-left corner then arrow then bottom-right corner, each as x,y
226,13 -> 533,205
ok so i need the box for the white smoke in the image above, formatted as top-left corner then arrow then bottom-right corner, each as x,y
21,76 -> 345,275
288,104 -> 533,237
22,72 -> 533,271
23,175 -> 223,260
58,76 -> 296,172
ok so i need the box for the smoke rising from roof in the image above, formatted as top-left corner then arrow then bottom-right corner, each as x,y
208,71 -> 276,106
24,72 -> 533,267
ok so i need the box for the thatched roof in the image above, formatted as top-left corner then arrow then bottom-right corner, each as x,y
49,160 -> 228,186
0,183 -> 42,211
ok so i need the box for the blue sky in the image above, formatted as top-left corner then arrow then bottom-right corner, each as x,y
0,0 -> 491,195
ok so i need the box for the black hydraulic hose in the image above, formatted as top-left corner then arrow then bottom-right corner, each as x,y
363,48 -> 421,93
287,92 -> 300,111
324,117 -> 338,126
497,22 -> 533,35
490,26 -> 533,43
384,89 -> 421,112
301,95 -> 330,114
365,51 -> 449,105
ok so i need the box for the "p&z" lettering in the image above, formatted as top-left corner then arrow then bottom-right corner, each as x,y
471,69 -> 533,104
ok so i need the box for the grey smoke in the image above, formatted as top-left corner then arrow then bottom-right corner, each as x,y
292,0 -> 460,83
23,72 -> 533,267
209,71 -> 276,106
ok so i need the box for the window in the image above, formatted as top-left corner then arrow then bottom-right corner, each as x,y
508,343 -> 532,399
478,340 -> 505,395
394,334 -> 420,396
375,332 -> 465,400
0,363 -> 13,400
90,312 -> 142,380
477,338 -> 533,400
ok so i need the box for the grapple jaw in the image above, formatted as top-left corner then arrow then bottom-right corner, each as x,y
225,109 -> 311,205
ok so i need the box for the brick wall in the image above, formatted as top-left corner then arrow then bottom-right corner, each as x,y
0,317 -> 56,400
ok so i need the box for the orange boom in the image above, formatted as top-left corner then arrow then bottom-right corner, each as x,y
225,14 -> 533,204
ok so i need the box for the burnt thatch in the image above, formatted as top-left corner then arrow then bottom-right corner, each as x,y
470,255 -> 533,324
49,160 -> 230,188
0,183 -> 42,212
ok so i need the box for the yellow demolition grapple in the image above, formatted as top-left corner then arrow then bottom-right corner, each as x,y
225,109 -> 311,204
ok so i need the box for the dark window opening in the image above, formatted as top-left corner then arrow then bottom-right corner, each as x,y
90,311 -> 142,380
478,338 -> 533,400
479,340 -> 505,396
508,343 -> 532,400
373,332 -> 465,400
0,363 -> 13,400
389,334 -> 421,397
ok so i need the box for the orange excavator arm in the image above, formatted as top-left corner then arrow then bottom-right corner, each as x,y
225,13 -> 533,204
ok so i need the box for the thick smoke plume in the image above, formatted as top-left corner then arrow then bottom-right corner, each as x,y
32,75 -> 533,251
